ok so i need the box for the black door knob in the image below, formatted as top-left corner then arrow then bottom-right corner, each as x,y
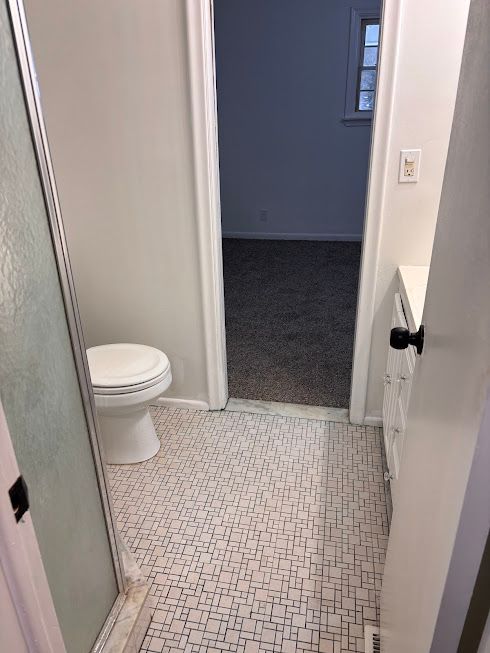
390,325 -> 424,355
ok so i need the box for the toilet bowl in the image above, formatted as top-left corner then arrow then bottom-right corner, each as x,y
87,343 -> 172,464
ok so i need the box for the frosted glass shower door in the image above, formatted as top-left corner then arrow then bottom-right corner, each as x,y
0,2 -> 120,652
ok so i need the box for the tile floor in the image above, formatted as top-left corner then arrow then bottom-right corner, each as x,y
108,407 -> 389,653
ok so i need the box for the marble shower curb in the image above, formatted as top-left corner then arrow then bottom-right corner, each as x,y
93,541 -> 151,653
225,397 -> 350,423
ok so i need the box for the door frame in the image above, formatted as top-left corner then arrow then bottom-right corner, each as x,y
0,398 -> 66,652
186,0 -> 228,411
185,0 -> 401,419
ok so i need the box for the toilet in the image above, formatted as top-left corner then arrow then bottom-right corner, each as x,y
87,343 -> 172,464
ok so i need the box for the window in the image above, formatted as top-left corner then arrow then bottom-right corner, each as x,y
357,20 -> 379,111
344,9 -> 380,125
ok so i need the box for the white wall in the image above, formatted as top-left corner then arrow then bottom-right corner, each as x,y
214,0 -> 378,241
24,1 -> 209,405
362,0 -> 470,421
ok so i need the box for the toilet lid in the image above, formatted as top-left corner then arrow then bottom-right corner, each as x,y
87,343 -> 170,389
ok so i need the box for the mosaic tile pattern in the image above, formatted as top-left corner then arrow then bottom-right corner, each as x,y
108,407 -> 389,653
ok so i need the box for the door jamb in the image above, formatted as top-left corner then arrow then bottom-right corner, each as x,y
0,399 -> 66,652
185,0 -> 228,411
349,0 -> 402,425
187,0 -> 401,421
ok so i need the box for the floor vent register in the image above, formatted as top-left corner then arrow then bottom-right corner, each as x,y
365,625 -> 381,653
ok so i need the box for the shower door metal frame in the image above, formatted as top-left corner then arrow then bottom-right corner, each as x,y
7,0 -> 125,602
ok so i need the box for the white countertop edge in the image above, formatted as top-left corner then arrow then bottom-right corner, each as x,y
397,265 -> 430,332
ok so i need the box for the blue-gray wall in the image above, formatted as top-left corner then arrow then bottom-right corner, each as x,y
214,0 -> 380,240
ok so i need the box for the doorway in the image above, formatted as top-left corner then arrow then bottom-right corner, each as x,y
213,1 -> 381,408
222,239 -> 361,406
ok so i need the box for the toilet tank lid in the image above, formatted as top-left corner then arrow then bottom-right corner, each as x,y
86,343 -> 170,388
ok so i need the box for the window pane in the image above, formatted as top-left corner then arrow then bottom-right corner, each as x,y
365,24 -> 379,46
360,69 -> 376,91
358,91 -> 374,111
363,46 -> 378,66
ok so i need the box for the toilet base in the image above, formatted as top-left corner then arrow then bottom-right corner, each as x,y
97,406 -> 161,464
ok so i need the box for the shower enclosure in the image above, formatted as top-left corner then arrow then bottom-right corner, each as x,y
0,1 -> 129,650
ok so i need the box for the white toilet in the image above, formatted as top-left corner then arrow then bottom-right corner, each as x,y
87,343 -> 172,464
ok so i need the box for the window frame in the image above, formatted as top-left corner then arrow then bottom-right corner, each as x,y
343,7 -> 380,126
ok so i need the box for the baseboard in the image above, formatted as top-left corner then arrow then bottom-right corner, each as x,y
222,231 -> 362,242
364,415 -> 383,427
152,397 -> 210,411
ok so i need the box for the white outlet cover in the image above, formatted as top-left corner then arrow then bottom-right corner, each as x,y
399,149 -> 421,183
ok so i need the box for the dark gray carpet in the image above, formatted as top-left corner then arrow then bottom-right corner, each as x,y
222,239 -> 361,408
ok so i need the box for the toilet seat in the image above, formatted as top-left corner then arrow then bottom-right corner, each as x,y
87,343 -> 170,394
92,366 -> 172,395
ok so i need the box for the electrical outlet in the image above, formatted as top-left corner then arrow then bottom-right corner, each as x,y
399,149 -> 421,183
259,209 -> 268,222
404,159 -> 415,177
